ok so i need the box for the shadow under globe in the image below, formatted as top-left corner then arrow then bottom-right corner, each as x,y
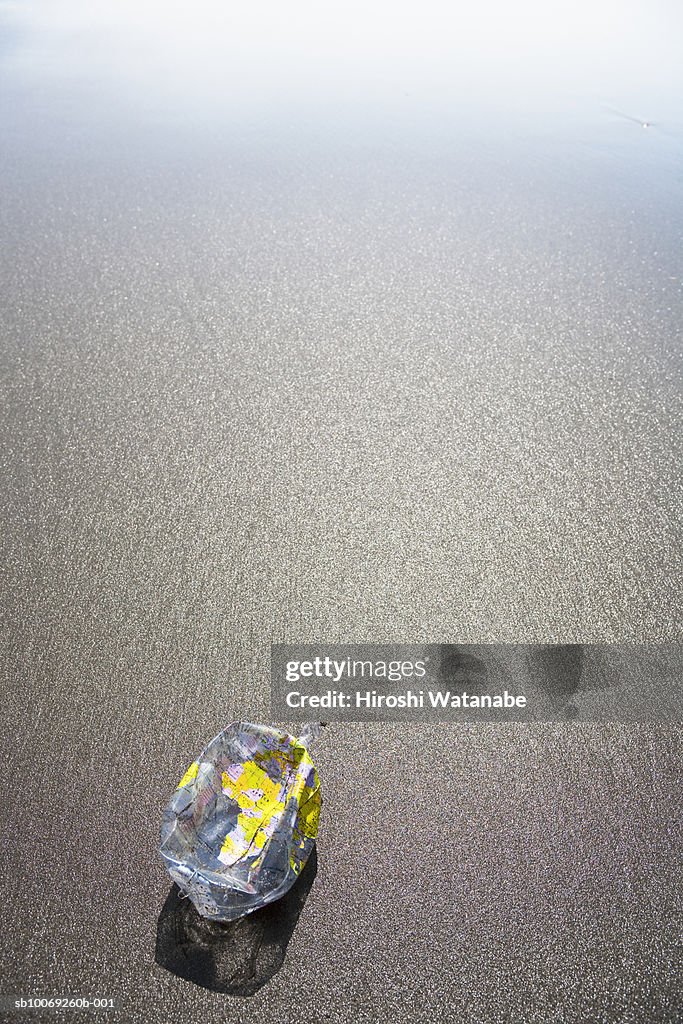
155,847 -> 318,996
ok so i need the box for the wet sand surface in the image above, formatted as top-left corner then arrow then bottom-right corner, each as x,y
1,7 -> 682,1021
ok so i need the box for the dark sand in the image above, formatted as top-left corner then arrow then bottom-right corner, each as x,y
1,14 -> 682,1022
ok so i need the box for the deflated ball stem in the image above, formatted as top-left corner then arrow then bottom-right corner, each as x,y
297,721 -> 325,746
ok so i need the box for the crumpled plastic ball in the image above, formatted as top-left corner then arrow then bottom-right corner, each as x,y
159,722 -> 321,921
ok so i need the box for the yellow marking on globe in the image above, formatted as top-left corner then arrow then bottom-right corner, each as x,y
217,748 -> 320,867
177,761 -> 199,789
219,761 -> 286,864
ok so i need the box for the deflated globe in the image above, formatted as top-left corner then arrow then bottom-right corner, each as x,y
159,722 -> 321,921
